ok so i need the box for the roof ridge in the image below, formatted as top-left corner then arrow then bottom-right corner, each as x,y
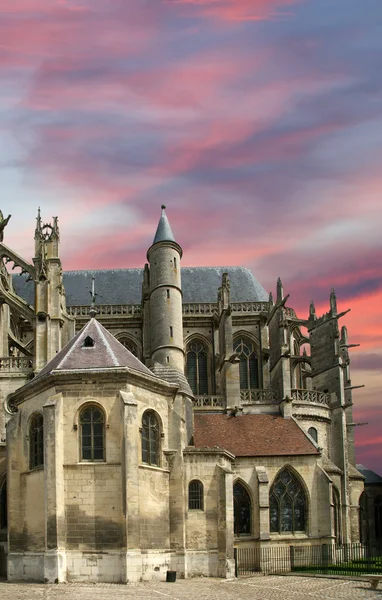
94,319 -> 119,366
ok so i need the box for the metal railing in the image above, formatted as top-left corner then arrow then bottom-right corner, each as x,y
235,542 -> 382,577
193,395 -> 224,408
0,356 -> 33,373
291,388 -> 331,406
240,389 -> 279,404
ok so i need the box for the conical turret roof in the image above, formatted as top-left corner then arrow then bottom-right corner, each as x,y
153,205 -> 176,244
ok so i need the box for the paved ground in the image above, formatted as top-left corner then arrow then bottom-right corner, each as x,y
0,575 -> 381,600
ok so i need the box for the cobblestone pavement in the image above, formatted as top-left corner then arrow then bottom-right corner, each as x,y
0,575 -> 381,600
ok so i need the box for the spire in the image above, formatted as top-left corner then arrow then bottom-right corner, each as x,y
330,287 -> 337,315
89,275 -> 98,318
153,205 -> 176,245
276,277 -> 283,302
309,299 -> 316,318
35,207 -> 42,239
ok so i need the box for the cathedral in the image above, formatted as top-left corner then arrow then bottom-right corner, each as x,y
0,206 -> 365,583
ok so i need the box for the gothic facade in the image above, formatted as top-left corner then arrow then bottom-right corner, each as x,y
0,207 -> 364,582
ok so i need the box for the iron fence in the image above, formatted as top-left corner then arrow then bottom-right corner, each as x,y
235,543 -> 382,577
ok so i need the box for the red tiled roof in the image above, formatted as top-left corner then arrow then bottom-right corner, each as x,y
193,413 -> 319,457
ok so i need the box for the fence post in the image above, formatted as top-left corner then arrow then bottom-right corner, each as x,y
290,546 -> 295,572
234,547 -> 238,578
321,544 -> 329,571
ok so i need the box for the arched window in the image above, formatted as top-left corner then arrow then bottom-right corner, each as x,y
186,340 -> 208,395
141,411 -> 160,466
375,496 -> 382,542
308,427 -> 318,444
118,336 -> 138,357
233,481 -> 252,536
188,480 -> 204,510
333,487 -> 341,543
0,478 -> 6,529
233,337 -> 259,389
269,468 -> 306,534
79,405 -> 105,462
29,413 -> 44,469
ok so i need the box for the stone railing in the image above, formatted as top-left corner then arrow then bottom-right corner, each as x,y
0,356 -> 33,373
193,395 -> 224,408
183,303 -> 218,316
67,304 -> 142,317
240,389 -> 279,404
231,302 -> 269,314
291,388 -> 331,406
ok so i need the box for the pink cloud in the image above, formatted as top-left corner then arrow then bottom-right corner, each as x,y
163,0 -> 300,22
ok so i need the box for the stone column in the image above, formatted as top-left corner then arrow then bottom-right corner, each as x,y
120,390 -> 141,582
43,393 -> 66,583
217,463 -> 235,578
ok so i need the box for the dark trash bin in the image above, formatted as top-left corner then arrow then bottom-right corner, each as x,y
166,570 -> 177,582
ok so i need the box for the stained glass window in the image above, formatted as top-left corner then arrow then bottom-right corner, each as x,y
233,338 -> 259,389
80,405 -> 105,461
234,482 -> 252,536
29,413 -> 44,469
269,469 -> 306,533
188,480 -> 204,510
186,341 -> 208,395
141,411 -> 160,466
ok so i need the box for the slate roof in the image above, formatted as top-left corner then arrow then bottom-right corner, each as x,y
12,266 -> 269,306
150,362 -> 193,396
153,205 -> 176,244
193,414 -> 319,457
356,464 -> 382,484
37,318 -> 154,378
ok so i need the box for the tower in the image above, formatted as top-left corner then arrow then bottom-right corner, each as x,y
146,206 -> 184,373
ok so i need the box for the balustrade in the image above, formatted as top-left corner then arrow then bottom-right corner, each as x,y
240,389 -> 279,404
291,388 -> 331,406
193,395 -> 224,408
0,356 -> 33,373
67,304 -> 142,317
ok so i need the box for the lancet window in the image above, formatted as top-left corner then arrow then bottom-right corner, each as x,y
233,337 -> 259,389
269,468 -> 306,534
233,481 -> 252,536
308,427 -> 318,443
29,413 -> 44,470
141,411 -> 160,466
186,340 -> 209,395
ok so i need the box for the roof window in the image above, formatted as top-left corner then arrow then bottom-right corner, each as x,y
83,336 -> 95,348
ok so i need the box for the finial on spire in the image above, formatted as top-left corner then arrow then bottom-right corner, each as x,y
89,275 -> 98,318
330,287 -> 337,315
276,277 -> 283,302
0,210 -> 11,243
161,204 -> 166,211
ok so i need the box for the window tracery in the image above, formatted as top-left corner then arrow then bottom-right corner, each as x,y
233,337 -> 259,389
141,411 -> 160,466
186,340 -> 209,395
269,468 -> 306,534
233,481 -> 252,536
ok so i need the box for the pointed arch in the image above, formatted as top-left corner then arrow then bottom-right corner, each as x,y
115,333 -> 141,358
141,410 -> 161,467
233,479 -> 252,536
333,486 -> 341,543
185,335 -> 211,395
233,333 -> 259,390
269,467 -> 307,534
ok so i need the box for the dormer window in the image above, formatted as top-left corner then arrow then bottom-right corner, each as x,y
83,336 -> 95,348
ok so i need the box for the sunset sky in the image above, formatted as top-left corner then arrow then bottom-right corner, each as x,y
0,0 -> 381,473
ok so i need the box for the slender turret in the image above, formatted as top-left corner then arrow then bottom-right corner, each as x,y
146,206 -> 184,372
